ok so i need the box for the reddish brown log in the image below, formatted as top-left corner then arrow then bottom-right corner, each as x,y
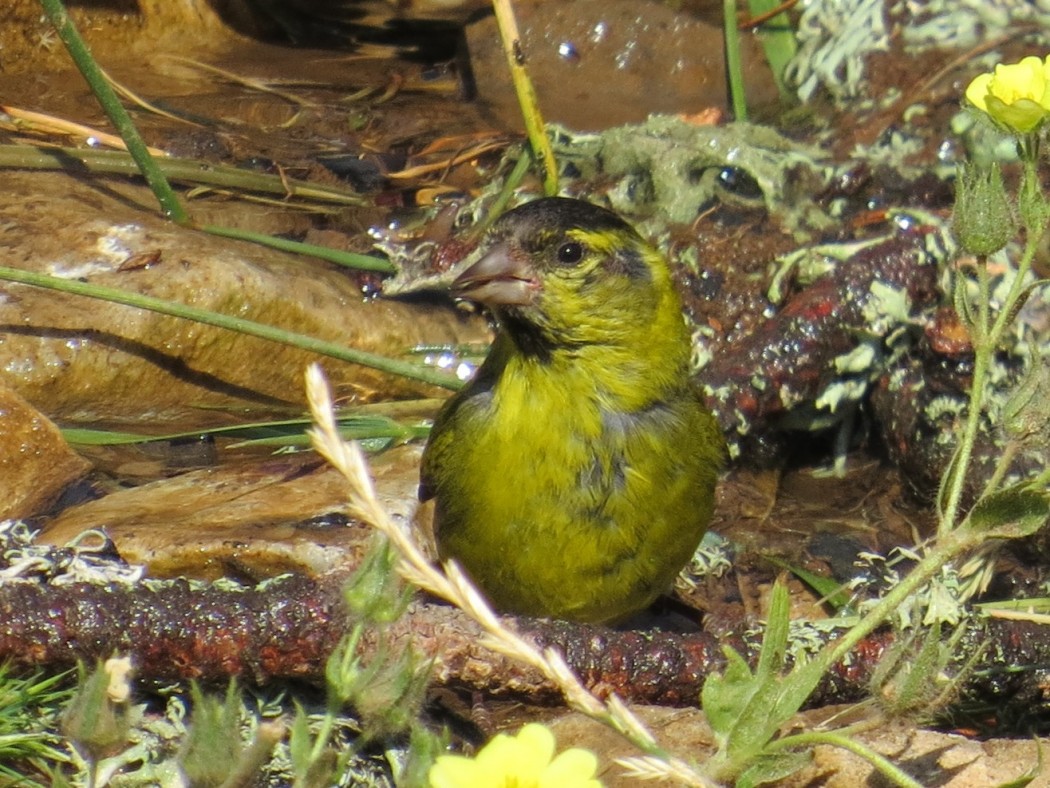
0,575 -> 1044,718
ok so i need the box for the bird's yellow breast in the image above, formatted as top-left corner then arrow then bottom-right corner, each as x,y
429,348 -> 720,623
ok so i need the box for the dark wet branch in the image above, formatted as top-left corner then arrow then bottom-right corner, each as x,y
0,576 -> 345,684
0,575 -> 1046,719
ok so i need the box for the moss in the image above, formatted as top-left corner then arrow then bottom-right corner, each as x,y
553,118 -> 833,237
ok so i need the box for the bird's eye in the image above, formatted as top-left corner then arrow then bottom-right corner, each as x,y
556,241 -> 584,265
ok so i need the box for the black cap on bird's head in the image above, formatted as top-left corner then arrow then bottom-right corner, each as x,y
491,197 -> 634,239
450,198 -> 640,308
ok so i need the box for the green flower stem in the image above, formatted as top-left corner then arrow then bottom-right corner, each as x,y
37,0 -> 189,224
982,438 -> 1022,497
723,0 -> 748,121
766,731 -> 923,788
490,0 -> 559,196
0,145 -> 366,206
201,225 -> 393,274
940,200 -> 1043,537
820,525 -> 982,678
0,265 -> 462,391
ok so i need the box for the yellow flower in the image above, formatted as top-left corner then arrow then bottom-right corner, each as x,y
965,55 -> 1050,133
429,723 -> 603,788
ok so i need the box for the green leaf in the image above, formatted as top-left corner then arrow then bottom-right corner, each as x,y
702,646 -> 759,744
768,658 -> 826,727
287,703 -> 312,775
63,415 -> 429,450
756,582 -> 791,681
738,749 -> 812,788
700,581 -> 834,783
702,582 -> 814,769
764,555 -> 849,611
965,484 -> 1050,539
1003,361 -> 1050,441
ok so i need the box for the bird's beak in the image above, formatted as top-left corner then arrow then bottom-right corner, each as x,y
451,242 -> 538,306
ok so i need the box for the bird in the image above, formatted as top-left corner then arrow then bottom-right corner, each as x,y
238,0 -> 489,46
420,197 -> 724,624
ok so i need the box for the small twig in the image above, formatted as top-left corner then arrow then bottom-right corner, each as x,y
854,28 -> 1034,147
101,67 -> 203,127
0,105 -> 168,155
161,55 -> 320,109
387,140 -> 509,180
738,0 -> 799,31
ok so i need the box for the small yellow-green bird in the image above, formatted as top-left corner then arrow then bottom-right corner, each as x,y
420,197 -> 724,624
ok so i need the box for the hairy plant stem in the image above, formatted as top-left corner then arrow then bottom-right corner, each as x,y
818,149 -> 1048,693
983,438 -> 1022,497
940,165 -> 1044,538
767,730 -> 922,788
821,526 -> 981,671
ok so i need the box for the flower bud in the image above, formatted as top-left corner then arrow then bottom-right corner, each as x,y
61,659 -> 133,763
952,161 -> 1015,256
1019,157 -> 1050,237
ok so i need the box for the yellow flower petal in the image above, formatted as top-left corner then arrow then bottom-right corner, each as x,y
476,730 -> 545,783
1041,55 -> 1050,104
540,747 -> 601,788
965,72 -> 993,112
999,57 -> 1046,103
516,723 -> 557,761
965,54 -> 1050,132
428,723 -> 604,788
429,754 -> 487,788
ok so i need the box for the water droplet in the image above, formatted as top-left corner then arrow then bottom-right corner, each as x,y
558,41 -> 579,62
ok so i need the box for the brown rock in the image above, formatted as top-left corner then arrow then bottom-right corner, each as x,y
40,444 -> 424,581
0,382 -> 89,519
0,173 -> 486,427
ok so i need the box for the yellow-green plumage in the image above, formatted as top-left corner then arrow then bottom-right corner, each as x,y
420,198 -> 724,624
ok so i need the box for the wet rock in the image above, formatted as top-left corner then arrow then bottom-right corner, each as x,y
40,443 -> 425,580
0,172 -> 488,427
0,381 -> 90,519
